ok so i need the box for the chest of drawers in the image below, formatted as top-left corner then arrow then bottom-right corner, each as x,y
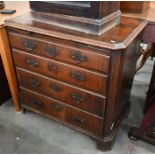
5,12 -> 147,151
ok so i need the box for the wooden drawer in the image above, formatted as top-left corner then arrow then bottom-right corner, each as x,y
17,68 -> 105,116
65,107 -> 103,136
13,50 -> 108,95
8,31 -> 110,74
21,88 -> 103,136
20,88 -> 65,120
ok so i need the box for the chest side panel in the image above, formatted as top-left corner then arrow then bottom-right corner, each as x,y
103,36 -> 141,136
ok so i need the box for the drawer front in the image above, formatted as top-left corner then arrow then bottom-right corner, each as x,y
21,88 -> 103,136
20,88 -> 65,120
17,68 -> 105,116
9,32 -> 110,74
13,50 -> 108,95
65,108 -> 103,136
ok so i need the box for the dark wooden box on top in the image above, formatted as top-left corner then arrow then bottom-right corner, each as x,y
0,57 -> 11,105
30,1 -> 121,35
120,1 -> 150,13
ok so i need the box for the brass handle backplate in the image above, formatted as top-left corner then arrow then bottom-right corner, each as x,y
26,59 -> 39,67
45,47 -> 58,58
32,99 -> 44,107
49,83 -> 62,92
71,51 -> 87,63
71,71 -> 86,82
23,40 -> 36,51
30,78 -> 41,87
73,116 -> 85,123
48,63 -> 59,72
52,103 -> 63,112
71,93 -> 85,103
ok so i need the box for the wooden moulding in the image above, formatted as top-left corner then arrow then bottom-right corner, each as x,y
31,10 -> 121,36
4,12 -> 148,50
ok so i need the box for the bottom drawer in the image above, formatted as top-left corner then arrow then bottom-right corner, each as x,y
20,89 -> 65,120
20,88 -> 103,136
65,108 -> 103,136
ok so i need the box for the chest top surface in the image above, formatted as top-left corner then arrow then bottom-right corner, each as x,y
5,11 -> 147,50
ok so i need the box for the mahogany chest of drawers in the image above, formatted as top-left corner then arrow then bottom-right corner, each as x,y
5,11 -> 147,151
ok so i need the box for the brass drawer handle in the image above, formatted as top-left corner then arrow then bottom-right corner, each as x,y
48,63 -> 58,72
26,59 -> 39,67
32,99 -> 44,107
52,103 -> 63,112
49,83 -> 62,92
73,116 -> 85,123
45,47 -> 58,58
30,78 -> 41,87
23,40 -> 36,51
71,51 -> 87,63
71,93 -> 85,103
71,71 -> 86,82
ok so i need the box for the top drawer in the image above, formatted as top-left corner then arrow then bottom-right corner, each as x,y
8,30 -> 110,74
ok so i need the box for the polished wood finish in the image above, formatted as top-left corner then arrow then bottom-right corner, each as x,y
5,13 -> 147,50
65,107 -> 103,136
17,68 -> 105,117
8,29 -> 110,74
6,10 -> 147,151
21,88 -> 103,136
12,49 -> 107,95
21,88 -> 65,120
120,1 -> 150,13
